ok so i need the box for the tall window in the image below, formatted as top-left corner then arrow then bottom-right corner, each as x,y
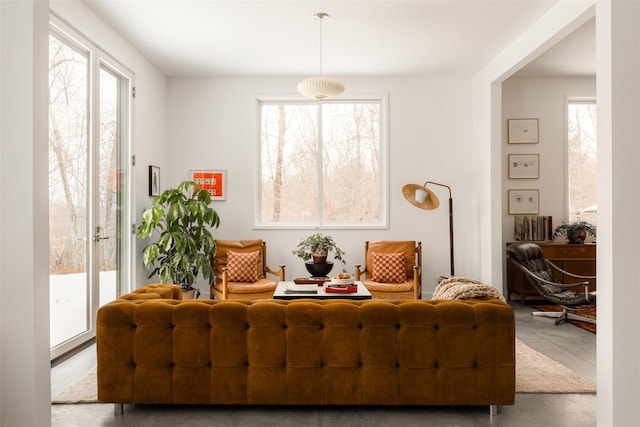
49,15 -> 133,359
258,99 -> 387,228
567,98 -> 597,223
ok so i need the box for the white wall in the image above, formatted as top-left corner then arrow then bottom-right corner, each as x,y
166,76 -> 477,296
596,2 -> 640,425
501,76 -> 596,294
471,1 -> 595,289
51,0 -> 168,291
0,1 -> 50,425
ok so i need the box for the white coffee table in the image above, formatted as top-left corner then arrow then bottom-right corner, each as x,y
273,281 -> 372,300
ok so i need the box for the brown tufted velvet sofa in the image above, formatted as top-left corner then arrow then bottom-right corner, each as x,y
97,284 -> 515,411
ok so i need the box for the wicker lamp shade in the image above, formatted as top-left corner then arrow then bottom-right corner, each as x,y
402,184 -> 440,210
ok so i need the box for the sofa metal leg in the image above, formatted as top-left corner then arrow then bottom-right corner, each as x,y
489,405 -> 498,417
114,403 -> 124,415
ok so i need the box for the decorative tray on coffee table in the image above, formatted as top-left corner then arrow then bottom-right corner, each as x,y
293,277 -> 331,285
324,278 -> 357,293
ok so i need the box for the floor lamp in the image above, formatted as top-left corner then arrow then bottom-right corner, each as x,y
402,181 -> 454,277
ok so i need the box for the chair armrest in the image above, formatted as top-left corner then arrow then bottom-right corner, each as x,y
218,267 -> 229,299
354,264 -> 365,281
519,264 -> 590,292
546,260 -> 596,280
412,265 -> 422,299
266,264 -> 286,281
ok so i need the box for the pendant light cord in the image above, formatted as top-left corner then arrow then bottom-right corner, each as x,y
314,12 -> 329,76
319,14 -> 323,76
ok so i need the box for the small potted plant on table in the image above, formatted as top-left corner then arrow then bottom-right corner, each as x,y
292,233 -> 346,277
553,220 -> 596,244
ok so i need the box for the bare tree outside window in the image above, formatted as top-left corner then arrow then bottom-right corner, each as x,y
49,33 -> 89,275
567,99 -> 597,224
259,100 -> 385,227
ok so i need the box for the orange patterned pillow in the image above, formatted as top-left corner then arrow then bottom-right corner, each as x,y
227,250 -> 259,282
371,252 -> 407,283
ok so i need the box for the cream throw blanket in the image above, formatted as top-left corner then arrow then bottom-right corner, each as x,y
432,277 -> 506,302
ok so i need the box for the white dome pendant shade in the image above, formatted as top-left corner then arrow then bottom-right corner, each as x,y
297,76 -> 345,100
298,12 -> 345,100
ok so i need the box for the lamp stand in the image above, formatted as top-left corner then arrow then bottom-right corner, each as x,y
447,196 -> 454,277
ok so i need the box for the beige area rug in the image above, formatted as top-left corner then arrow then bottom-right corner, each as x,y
51,340 -> 595,403
52,367 -> 97,404
516,339 -> 596,393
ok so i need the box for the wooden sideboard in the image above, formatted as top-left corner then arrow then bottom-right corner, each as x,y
506,242 -> 596,305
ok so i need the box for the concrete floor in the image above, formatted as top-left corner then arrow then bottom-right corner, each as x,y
51,302 -> 597,426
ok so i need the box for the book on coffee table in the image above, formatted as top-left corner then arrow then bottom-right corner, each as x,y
293,277 -> 330,285
284,283 -> 318,294
324,285 -> 358,293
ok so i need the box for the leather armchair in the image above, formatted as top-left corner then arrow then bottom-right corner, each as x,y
355,240 -> 422,299
210,239 -> 285,300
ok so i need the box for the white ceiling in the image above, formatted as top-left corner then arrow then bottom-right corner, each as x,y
516,16 -> 595,77
82,0 -> 595,79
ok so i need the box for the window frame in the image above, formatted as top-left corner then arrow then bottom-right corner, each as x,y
255,95 -> 389,230
566,96 -> 597,223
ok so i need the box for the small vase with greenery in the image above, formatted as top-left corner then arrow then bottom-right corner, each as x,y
553,220 -> 596,244
137,181 -> 221,298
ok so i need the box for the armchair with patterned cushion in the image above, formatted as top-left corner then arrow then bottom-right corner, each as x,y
210,239 -> 285,300
355,240 -> 422,299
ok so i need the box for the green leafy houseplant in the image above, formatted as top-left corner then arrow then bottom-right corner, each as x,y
553,220 -> 596,244
292,233 -> 346,266
137,181 -> 220,297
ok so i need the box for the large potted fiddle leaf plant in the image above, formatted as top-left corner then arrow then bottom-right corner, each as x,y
137,180 -> 220,298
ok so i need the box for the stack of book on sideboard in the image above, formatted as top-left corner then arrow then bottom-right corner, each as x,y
514,215 -> 553,241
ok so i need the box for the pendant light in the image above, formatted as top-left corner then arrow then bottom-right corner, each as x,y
297,12 -> 345,100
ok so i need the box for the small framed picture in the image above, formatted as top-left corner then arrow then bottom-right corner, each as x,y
149,165 -> 160,197
508,154 -> 539,179
190,169 -> 226,201
508,118 -> 539,144
508,189 -> 539,214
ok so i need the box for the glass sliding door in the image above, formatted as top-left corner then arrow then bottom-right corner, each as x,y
49,17 -> 132,360
97,65 -> 120,307
48,30 -> 91,353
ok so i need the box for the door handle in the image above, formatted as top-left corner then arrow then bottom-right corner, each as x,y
94,226 -> 112,242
